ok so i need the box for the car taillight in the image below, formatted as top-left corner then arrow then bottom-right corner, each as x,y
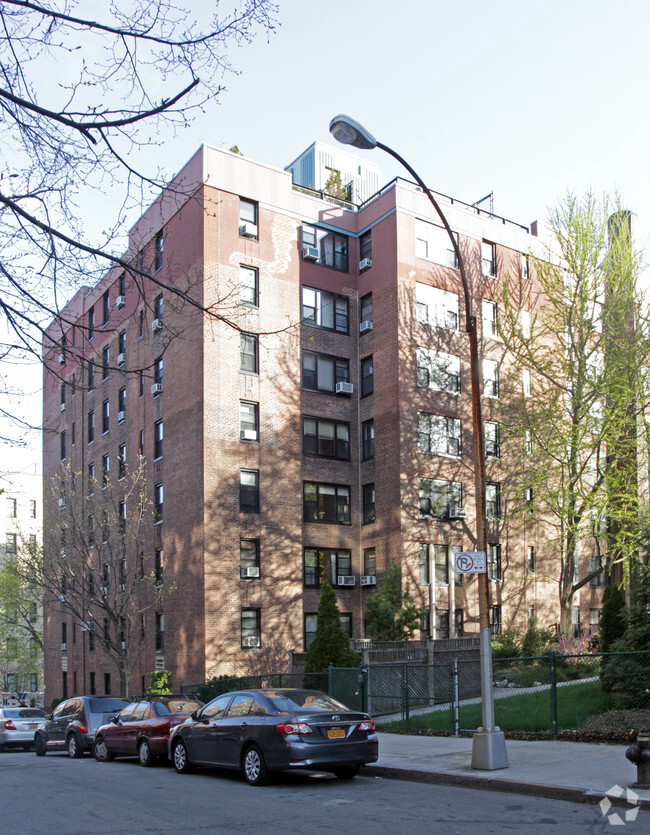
358,720 -> 375,732
4,720 -> 16,730
277,722 -> 313,735
77,725 -> 88,734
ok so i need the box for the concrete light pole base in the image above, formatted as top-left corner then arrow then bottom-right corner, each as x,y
471,730 -> 509,770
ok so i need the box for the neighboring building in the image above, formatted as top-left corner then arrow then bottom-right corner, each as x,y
42,143 -> 608,697
286,140 -> 381,205
0,461 -> 43,698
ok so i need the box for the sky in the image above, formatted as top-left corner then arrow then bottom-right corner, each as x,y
5,0 -> 650,469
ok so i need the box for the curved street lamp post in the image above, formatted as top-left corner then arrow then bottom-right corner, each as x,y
329,115 -> 508,770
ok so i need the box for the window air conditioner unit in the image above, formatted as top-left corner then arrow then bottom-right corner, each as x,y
448,507 -> 466,519
80,621 -> 94,632
118,411 -> 126,423
58,595 -> 66,604
359,321 -> 373,334
302,245 -> 319,261
121,641 -> 126,650
239,223 -> 258,239
116,295 -> 126,309
241,566 -> 260,579
117,352 -> 125,366
151,383 -> 163,395
360,575 -> 377,587
58,353 -> 65,365
242,636 -> 261,648
100,586 -> 108,597
335,381 -> 353,395
60,549 -> 66,558
152,318 -> 163,333
359,258 -> 372,271
61,642 -> 67,651
338,575 -> 356,587
241,429 -> 258,441
155,656 -> 165,670
60,403 -> 66,412
58,498 -> 66,508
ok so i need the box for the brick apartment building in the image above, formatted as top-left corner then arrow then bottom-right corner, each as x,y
41,143 -> 608,698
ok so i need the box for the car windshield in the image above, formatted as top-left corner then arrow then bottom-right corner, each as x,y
264,691 -> 350,713
154,699 -> 203,715
88,698 -> 129,714
3,708 -> 46,718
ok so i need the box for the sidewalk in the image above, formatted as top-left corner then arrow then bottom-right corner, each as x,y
366,732 -> 650,811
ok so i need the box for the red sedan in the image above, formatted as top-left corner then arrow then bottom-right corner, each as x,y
93,697 -> 203,766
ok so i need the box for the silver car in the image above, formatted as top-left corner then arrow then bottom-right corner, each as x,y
0,707 -> 47,751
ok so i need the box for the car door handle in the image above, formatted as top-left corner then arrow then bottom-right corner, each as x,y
240,722 -> 248,728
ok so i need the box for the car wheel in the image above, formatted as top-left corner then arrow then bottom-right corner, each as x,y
138,739 -> 155,767
93,737 -> 114,762
34,735 -> 46,757
333,766 -> 359,780
67,733 -> 83,758
172,739 -> 192,774
242,745 -> 270,786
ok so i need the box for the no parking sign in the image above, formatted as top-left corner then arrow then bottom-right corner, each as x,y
454,551 -> 487,574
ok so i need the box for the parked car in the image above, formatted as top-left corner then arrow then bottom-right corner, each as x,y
168,688 -> 378,785
0,707 -> 47,751
93,696 -> 204,766
34,695 -> 130,757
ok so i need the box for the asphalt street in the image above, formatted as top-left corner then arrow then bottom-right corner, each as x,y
0,749 -> 647,834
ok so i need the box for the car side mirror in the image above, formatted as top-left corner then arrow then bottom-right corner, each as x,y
190,710 -> 199,721
108,716 -> 118,724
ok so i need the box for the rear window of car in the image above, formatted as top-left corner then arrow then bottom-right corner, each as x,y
88,698 -> 130,714
3,709 -> 46,719
154,699 -> 203,716
264,691 -> 350,713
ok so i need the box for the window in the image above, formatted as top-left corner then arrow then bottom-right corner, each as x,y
89,671 -> 96,694
87,410 -> 95,444
88,514 -> 95,547
102,290 -> 109,325
154,231 -> 164,272
418,478 -> 462,519
455,609 -> 464,637
118,331 -> 126,364
154,293 -> 163,321
302,351 -> 349,393
139,369 -> 144,398
60,382 -> 66,411
361,355 -> 373,396
364,547 -> 376,576
303,548 -> 352,587
102,399 -> 109,434
415,283 -> 459,330
589,608 -> 601,632
420,544 -> 449,584
241,608 -> 261,649
304,614 -> 318,650
139,430 -> 144,457
154,357 -> 163,391
118,387 -> 126,419
87,361 -> 95,391
240,265 -> 258,306
102,346 -> 109,380
525,429 -> 533,456
360,231 -> 372,265
239,401 -> 259,443
436,609 -> 450,638
417,348 -> 460,394
527,545 -> 535,574
303,482 -> 350,524
5,533 -> 17,554
589,555 -> 607,588
487,544 -> 501,581
87,462 -> 95,494
150,420 -> 163,460
29,534 -> 37,553
482,240 -> 496,277
485,421 -> 500,458
360,293 -> 373,327
482,299 -> 499,339
301,286 -> 348,333
118,445 -> 126,480
572,606 -> 581,638
154,483 -> 163,523
239,199 -> 258,239
525,487 -> 533,513
521,310 -> 531,339
415,219 -> 458,269
29,499 -> 36,518
521,254 -> 529,280
490,605 -> 502,637
60,430 -> 66,461
7,497 -> 17,518
486,482 -> 501,518
418,413 -> 461,457
118,273 -> 126,298
523,369 -> 532,397
240,469 -> 259,513
88,306 -> 94,340
155,613 -> 164,651
361,419 -> 375,460
240,539 -> 260,579
102,453 -> 109,487
71,422 -> 75,446
303,417 -> 350,459
363,483 -> 376,524
483,359 -> 499,398
240,333 -> 258,374
155,548 -> 164,585
301,225 -> 348,272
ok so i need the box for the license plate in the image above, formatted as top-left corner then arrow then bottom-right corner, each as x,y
327,728 -> 345,739
28,724 -> 37,729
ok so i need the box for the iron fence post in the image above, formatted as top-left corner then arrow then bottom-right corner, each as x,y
453,658 -> 460,736
550,651 -> 558,739
328,663 -> 334,697
404,664 -> 410,731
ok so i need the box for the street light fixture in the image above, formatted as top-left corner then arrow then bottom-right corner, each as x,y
329,114 -> 508,770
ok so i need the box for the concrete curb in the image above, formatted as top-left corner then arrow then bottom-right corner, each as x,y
364,765 -> 650,812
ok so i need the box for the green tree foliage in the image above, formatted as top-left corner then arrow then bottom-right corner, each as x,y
148,669 -> 172,696
323,169 -> 350,201
364,560 -> 422,641
0,542 -> 43,691
521,612 -> 542,657
598,585 -> 627,653
303,581 -> 359,676
498,192 -> 646,633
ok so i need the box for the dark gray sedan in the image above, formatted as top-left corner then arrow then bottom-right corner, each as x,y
168,689 -> 378,785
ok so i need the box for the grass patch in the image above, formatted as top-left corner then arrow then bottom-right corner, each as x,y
384,679 -> 615,734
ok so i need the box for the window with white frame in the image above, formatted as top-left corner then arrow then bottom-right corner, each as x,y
483,359 -> 499,398
417,347 -> 460,394
302,351 -> 349,393
418,413 -> 461,457
239,200 -> 258,239
523,368 -> 532,397
418,478 -> 462,519
485,421 -> 500,458
482,240 -> 496,277
302,286 -> 348,333
527,545 -> 535,574
240,265 -> 258,306
414,219 -> 458,269
303,482 -> 350,524
303,417 -> 350,460
415,283 -> 459,330
589,608 -> 601,631
240,539 -> 260,579
239,401 -> 259,443
521,254 -> 529,280
482,299 -> 499,339
589,555 -> 607,587
154,483 -> 163,522
301,225 -> 348,272
521,309 -> 531,339
241,608 -> 261,648
486,482 -> 501,518
487,543 -> 501,581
